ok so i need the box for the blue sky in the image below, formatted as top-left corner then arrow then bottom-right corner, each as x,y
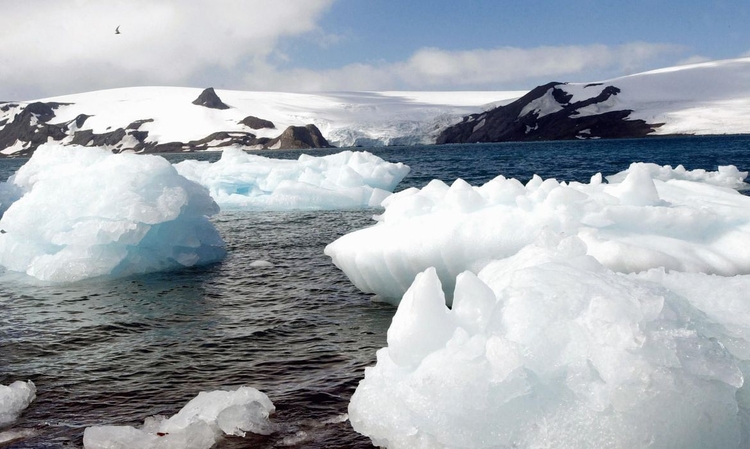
1,0 -> 748,99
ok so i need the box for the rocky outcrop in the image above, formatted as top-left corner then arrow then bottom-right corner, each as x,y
0,101 -> 72,157
0,99 -> 332,156
240,115 -> 275,130
437,82 -> 662,144
191,87 -> 230,110
266,124 -> 332,149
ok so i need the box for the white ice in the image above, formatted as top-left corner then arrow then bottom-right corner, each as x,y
349,239 -> 750,448
325,162 -> 750,303
0,381 -> 36,426
174,148 -> 410,210
83,386 -> 274,449
0,144 -> 226,282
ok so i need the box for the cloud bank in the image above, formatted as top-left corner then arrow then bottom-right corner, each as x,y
0,1 -> 685,100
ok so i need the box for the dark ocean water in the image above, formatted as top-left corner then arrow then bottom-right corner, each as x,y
1,135 -> 750,448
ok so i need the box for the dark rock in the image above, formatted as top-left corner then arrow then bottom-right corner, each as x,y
437,81 -> 662,144
192,87 -> 230,110
0,101 -> 70,156
150,142 -> 187,153
265,124 -> 332,149
239,115 -> 275,130
187,131 -> 259,150
126,118 -> 154,130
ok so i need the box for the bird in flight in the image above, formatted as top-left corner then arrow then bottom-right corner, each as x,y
115,25 -> 121,34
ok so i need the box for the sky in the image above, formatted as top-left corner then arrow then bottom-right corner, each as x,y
0,0 -> 748,100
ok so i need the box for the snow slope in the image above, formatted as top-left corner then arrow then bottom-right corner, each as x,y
34,89 -> 521,148
1,57 -> 748,156
563,57 -> 750,135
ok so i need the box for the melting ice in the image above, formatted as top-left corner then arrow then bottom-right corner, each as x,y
339,163 -> 750,448
0,145 -> 226,282
326,162 -> 750,303
174,147 -> 410,210
0,381 -> 35,426
83,386 -> 274,449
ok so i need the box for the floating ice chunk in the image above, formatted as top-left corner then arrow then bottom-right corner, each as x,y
349,239 -> 748,449
326,163 -> 750,303
174,147 -> 410,210
0,381 -> 36,426
83,386 -> 274,449
0,144 -> 225,282
607,162 -> 748,190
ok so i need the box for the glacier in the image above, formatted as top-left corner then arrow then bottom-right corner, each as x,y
0,381 -> 35,426
83,386 -> 274,449
173,147 -> 410,210
325,162 -> 750,303
0,144 -> 226,282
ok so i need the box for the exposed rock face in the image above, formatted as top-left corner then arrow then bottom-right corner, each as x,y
240,115 -> 275,130
0,101 -> 72,156
266,124 -> 332,149
437,82 -> 662,144
191,87 -> 230,110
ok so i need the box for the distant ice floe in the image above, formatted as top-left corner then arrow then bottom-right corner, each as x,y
83,386 -> 274,449
0,144 -> 226,282
0,381 -> 36,426
326,162 -> 750,303
174,148 -> 410,210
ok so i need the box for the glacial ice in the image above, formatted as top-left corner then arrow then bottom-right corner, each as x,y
349,240 -> 750,449
0,381 -> 36,426
173,147 -> 410,210
83,386 -> 274,449
325,162 -> 750,303
0,144 -> 226,282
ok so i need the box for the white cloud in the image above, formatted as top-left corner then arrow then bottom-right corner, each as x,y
241,43 -> 685,91
0,0 -> 335,99
0,2 -> 687,99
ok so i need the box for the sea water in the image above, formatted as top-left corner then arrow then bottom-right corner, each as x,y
1,135 -> 750,448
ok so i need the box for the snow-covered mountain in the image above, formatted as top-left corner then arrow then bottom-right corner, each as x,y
439,57 -> 750,143
0,88 -> 519,157
1,57 -> 749,157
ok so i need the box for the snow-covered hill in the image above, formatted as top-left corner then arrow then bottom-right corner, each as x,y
0,88 -> 520,156
439,57 -> 750,143
1,57 -> 749,156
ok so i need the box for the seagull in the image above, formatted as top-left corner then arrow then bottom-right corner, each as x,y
115,25 -> 121,35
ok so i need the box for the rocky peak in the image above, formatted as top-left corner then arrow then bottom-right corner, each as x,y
267,124 -> 332,149
192,87 -> 230,110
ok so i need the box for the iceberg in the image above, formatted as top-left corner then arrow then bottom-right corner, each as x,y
0,144 -> 226,282
83,386 -> 274,449
325,162 -> 750,303
349,239 -> 750,449
173,147 -> 410,210
0,381 -> 36,426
